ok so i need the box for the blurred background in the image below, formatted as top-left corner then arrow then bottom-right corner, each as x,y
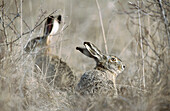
0,0 -> 169,111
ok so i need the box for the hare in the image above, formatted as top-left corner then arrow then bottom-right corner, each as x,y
24,15 -> 76,89
24,15 -> 61,54
76,42 -> 125,95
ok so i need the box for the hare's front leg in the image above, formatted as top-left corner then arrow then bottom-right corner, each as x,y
112,75 -> 118,96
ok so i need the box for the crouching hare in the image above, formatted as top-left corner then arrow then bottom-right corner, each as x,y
76,42 -> 125,95
24,15 -> 76,89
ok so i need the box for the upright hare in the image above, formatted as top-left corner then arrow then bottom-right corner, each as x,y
24,15 -> 76,89
24,15 -> 61,54
76,42 -> 125,95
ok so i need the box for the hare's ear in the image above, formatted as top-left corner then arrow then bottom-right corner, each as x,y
76,47 -> 94,58
76,42 -> 103,61
43,16 -> 54,36
57,15 -> 62,24
83,42 -> 103,61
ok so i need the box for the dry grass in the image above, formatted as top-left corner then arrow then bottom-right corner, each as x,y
0,0 -> 169,111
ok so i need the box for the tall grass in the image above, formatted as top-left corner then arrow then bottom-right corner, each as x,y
0,0 -> 169,111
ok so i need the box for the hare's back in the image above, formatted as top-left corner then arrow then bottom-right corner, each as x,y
76,70 -> 114,95
35,54 -> 76,88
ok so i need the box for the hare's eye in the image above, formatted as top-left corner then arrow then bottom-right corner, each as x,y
111,58 -> 116,62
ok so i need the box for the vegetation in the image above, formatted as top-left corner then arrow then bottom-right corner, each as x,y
0,0 -> 169,111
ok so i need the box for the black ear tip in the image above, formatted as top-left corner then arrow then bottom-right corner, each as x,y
84,42 -> 87,45
46,16 -> 54,24
76,47 -> 80,50
57,15 -> 62,22
84,42 -> 90,45
58,15 -> 61,18
48,16 -> 54,19
76,47 -> 83,52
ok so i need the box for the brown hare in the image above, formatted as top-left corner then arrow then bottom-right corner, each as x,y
76,42 -> 125,95
24,15 -> 61,54
24,15 -> 76,89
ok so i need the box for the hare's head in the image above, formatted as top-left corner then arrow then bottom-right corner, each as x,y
76,42 -> 125,75
24,15 -> 62,53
